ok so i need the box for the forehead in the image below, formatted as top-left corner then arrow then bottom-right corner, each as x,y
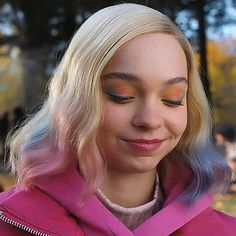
102,33 -> 187,84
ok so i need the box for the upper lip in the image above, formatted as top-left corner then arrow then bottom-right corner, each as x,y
122,138 -> 165,143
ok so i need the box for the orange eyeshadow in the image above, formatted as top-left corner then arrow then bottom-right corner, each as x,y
103,80 -> 137,95
114,87 -> 135,95
161,86 -> 186,100
102,79 -> 137,95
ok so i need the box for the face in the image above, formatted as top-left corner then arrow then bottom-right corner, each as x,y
97,33 -> 188,175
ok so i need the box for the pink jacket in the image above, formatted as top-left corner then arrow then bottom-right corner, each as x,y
0,163 -> 236,236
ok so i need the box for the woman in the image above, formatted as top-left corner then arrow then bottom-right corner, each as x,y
0,3 -> 235,236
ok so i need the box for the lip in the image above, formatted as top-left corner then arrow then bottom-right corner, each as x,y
122,138 -> 165,153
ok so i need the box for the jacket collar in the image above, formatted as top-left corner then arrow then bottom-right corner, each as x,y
36,162 -> 212,236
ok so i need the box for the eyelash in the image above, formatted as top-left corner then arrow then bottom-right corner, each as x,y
107,92 -> 134,104
161,99 -> 184,107
106,92 -> 184,107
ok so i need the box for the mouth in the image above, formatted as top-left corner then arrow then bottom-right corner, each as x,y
122,138 -> 165,153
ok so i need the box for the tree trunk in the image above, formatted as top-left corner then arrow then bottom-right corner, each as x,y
197,0 -> 212,104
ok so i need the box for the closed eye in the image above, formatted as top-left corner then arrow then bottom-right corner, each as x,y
107,92 -> 135,104
161,99 -> 184,107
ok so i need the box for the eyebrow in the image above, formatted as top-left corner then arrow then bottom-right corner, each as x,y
102,72 -> 188,86
101,72 -> 140,83
164,76 -> 188,86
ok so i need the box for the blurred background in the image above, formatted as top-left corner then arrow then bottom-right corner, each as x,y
0,0 -> 236,215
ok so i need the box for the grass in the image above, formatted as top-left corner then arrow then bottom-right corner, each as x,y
0,172 -> 236,217
213,185 -> 236,217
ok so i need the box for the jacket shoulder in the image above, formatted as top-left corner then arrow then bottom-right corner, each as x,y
0,187 -> 84,236
173,207 -> 236,236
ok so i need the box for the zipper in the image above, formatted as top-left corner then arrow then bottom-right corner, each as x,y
0,210 -> 49,236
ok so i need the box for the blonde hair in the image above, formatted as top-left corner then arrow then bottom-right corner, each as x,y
10,3 -> 230,202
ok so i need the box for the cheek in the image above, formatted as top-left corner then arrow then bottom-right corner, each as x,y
165,109 -> 188,136
101,104 -> 132,132
176,114 -> 188,134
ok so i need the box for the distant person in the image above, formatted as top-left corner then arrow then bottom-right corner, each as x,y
215,123 -> 236,183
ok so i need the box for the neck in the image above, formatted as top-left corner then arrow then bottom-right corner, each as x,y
100,168 -> 156,208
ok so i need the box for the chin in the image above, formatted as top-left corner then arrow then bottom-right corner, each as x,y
128,157 -> 161,173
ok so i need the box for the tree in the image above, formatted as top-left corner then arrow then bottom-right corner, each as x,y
207,40 -> 236,126
0,0 -> 79,110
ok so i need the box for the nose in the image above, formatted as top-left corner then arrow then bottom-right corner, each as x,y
132,100 -> 163,130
